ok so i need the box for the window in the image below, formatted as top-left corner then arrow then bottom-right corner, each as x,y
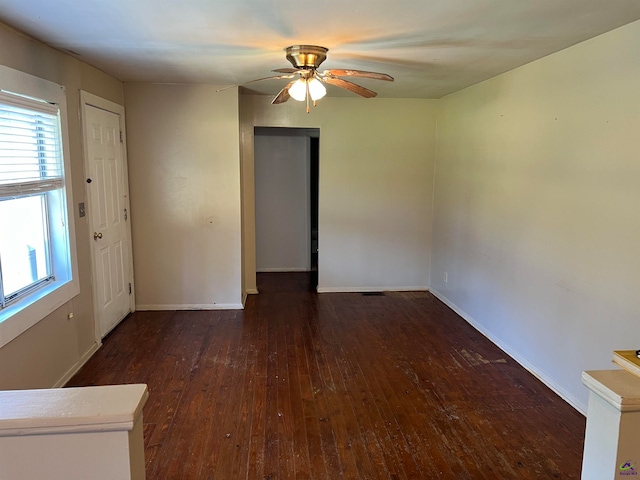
0,95 -> 63,305
0,66 -> 78,348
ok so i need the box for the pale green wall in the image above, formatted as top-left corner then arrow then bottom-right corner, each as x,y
431,20 -> 640,412
241,96 -> 438,293
0,24 -> 124,389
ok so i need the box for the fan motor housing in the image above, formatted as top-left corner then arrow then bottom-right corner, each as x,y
285,45 -> 328,69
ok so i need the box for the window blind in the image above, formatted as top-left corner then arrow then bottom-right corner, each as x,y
0,91 -> 63,199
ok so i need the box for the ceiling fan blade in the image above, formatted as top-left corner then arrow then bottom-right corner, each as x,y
272,80 -> 296,104
272,68 -> 299,74
322,69 -> 394,82
242,74 -> 295,85
322,77 -> 377,98
216,74 -> 295,93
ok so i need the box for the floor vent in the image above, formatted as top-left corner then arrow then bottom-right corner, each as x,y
361,292 -> 385,296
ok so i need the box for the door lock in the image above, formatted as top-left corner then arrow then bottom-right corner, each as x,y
93,232 -> 103,240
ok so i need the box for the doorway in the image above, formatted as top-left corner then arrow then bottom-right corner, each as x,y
254,127 -> 319,290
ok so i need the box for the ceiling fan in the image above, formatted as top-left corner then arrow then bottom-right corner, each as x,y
237,45 -> 394,112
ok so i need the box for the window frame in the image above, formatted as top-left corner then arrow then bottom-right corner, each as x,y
0,65 -> 79,348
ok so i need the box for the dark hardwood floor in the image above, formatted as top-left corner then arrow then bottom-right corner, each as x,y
68,272 -> 585,479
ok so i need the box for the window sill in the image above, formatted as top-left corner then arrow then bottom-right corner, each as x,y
0,278 -> 80,349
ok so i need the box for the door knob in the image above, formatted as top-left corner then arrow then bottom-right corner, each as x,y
93,232 -> 103,240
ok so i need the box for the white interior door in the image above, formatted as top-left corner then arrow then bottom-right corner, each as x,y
84,103 -> 131,338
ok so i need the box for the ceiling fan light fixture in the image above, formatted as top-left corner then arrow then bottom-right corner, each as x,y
251,44 -> 393,110
289,79 -> 307,101
285,45 -> 328,69
308,77 -> 326,101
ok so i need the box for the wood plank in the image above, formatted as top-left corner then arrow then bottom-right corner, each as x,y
68,272 -> 586,479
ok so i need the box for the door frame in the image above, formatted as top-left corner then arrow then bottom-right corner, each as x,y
79,91 -> 135,343
252,127 -> 319,287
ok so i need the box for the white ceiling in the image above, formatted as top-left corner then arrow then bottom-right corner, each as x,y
1,0 -> 639,99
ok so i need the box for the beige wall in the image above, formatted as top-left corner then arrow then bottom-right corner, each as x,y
123,83 -> 243,309
254,133 -> 311,272
431,20 -> 640,412
241,96 -> 438,293
0,24 -> 124,389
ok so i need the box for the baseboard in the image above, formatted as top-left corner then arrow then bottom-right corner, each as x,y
55,340 -> 101,387
257,268 -> 310,272
317,285 -> 429,293
246,289 -> 259,295
136,303 -> 244,311
430,288 -> 588,416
